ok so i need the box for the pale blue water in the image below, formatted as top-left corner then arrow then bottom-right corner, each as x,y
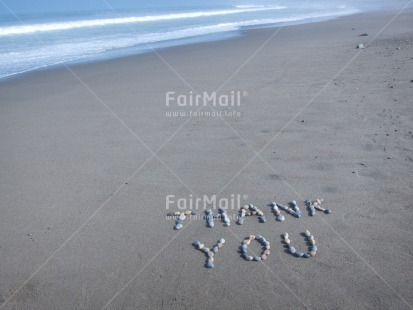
0,1 -> 397,79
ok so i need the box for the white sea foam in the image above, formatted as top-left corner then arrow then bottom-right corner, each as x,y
0,6 -> 286,36
234,5 -> 266,9
0,8 -> 359,79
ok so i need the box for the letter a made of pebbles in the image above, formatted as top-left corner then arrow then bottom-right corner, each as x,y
237,204 -> 265,225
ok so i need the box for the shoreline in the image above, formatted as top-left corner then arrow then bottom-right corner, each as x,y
0,9 -> 396,84
1,8 -> 412,310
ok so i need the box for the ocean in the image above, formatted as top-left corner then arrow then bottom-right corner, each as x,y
0,2 -> 368,79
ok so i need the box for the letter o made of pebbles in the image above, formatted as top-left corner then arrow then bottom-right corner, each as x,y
241,235 -> 270,261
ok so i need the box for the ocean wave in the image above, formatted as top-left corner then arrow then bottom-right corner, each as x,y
0,9 -> 358,59
0,8 -> 359,79
0,6 -> 286,36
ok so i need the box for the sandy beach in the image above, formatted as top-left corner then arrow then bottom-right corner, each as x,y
0,9 -> 412,310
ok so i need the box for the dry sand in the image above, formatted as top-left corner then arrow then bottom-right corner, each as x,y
0,9 -> 412,310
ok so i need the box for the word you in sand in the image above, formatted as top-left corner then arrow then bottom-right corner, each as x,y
192,232 -> 319,268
